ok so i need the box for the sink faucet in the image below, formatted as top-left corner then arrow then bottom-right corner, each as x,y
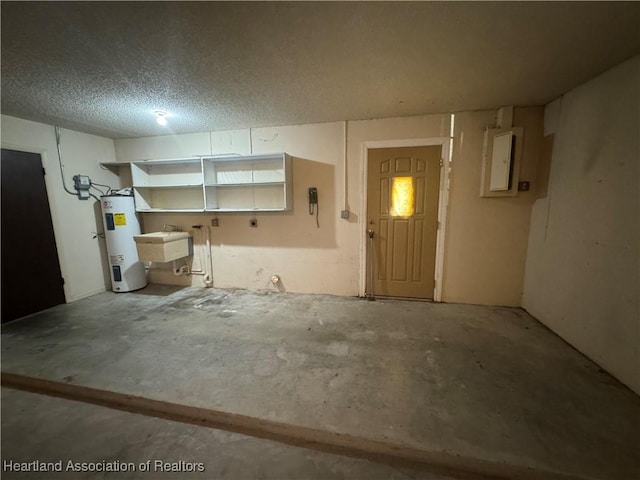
163,224 -> 181,232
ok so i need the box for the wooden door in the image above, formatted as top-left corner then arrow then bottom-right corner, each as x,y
367,146 -> 441,299
1,149 -> 65,322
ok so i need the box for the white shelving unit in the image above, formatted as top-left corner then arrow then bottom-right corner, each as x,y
129,154 -> 291,213
203,154 -> 291,212
131,158 -> 204,212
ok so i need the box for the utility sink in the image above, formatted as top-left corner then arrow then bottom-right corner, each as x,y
133,231 -> 191,263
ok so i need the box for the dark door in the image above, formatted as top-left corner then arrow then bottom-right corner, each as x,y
1,149 -> 65,322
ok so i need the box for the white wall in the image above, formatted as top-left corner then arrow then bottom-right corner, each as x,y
522,56 -> 640,394
1,115 -> 119,302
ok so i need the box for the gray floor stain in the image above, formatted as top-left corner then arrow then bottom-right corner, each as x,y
326,342 -> 349,357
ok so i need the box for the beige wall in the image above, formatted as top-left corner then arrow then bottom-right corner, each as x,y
442,107 -> 544,306
0,109 -> 544,305
1,115 -> 119,302
522,56 -> 640,394
115,115 -> 451,295
116,110 -> 544,306
139,122 -> 357,294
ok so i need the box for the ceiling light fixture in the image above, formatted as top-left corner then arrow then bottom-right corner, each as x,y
154,110 -> 168,126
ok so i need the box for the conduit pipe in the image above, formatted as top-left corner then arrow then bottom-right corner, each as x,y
342,121 -> 348,215
55,126 -> 76,197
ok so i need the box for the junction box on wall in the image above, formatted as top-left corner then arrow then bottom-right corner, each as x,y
73,174 -> 91,199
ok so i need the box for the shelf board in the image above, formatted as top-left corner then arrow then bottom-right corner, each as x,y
100,162 -> 131,167
205,208 -> 286,212
133,158 -> 202,166
202,153 -> 285,163
100,162 -> 131,173
136,208 -> 205,213
133,184 -> 203,189
204,182 -> 284,187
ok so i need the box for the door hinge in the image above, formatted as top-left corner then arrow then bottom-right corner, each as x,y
439,158 -> 444,167
61,277 -> 65,285
43,167 -> 46,176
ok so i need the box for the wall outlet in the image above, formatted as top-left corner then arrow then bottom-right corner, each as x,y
211,218 -> 219,227
249,219 -> 258,228
518,181 -> 530,191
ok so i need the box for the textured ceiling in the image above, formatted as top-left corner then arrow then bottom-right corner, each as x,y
1,2 -> 639,139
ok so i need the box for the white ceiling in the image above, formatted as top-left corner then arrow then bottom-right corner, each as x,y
1,2 -> 638,139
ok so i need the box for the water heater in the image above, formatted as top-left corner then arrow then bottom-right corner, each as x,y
101,195 -> 147,292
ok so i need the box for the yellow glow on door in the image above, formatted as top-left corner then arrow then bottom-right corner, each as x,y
391,177 -> 414,217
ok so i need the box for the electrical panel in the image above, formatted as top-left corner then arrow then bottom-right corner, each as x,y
480,127 -> 524,198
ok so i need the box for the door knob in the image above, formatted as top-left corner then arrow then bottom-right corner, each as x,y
367,229 -> 375,238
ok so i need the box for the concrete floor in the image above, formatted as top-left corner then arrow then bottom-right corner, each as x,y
1,388 -> 438,480
2,286 -> 639,479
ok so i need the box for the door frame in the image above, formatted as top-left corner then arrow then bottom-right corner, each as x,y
359,137 -> 451,301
